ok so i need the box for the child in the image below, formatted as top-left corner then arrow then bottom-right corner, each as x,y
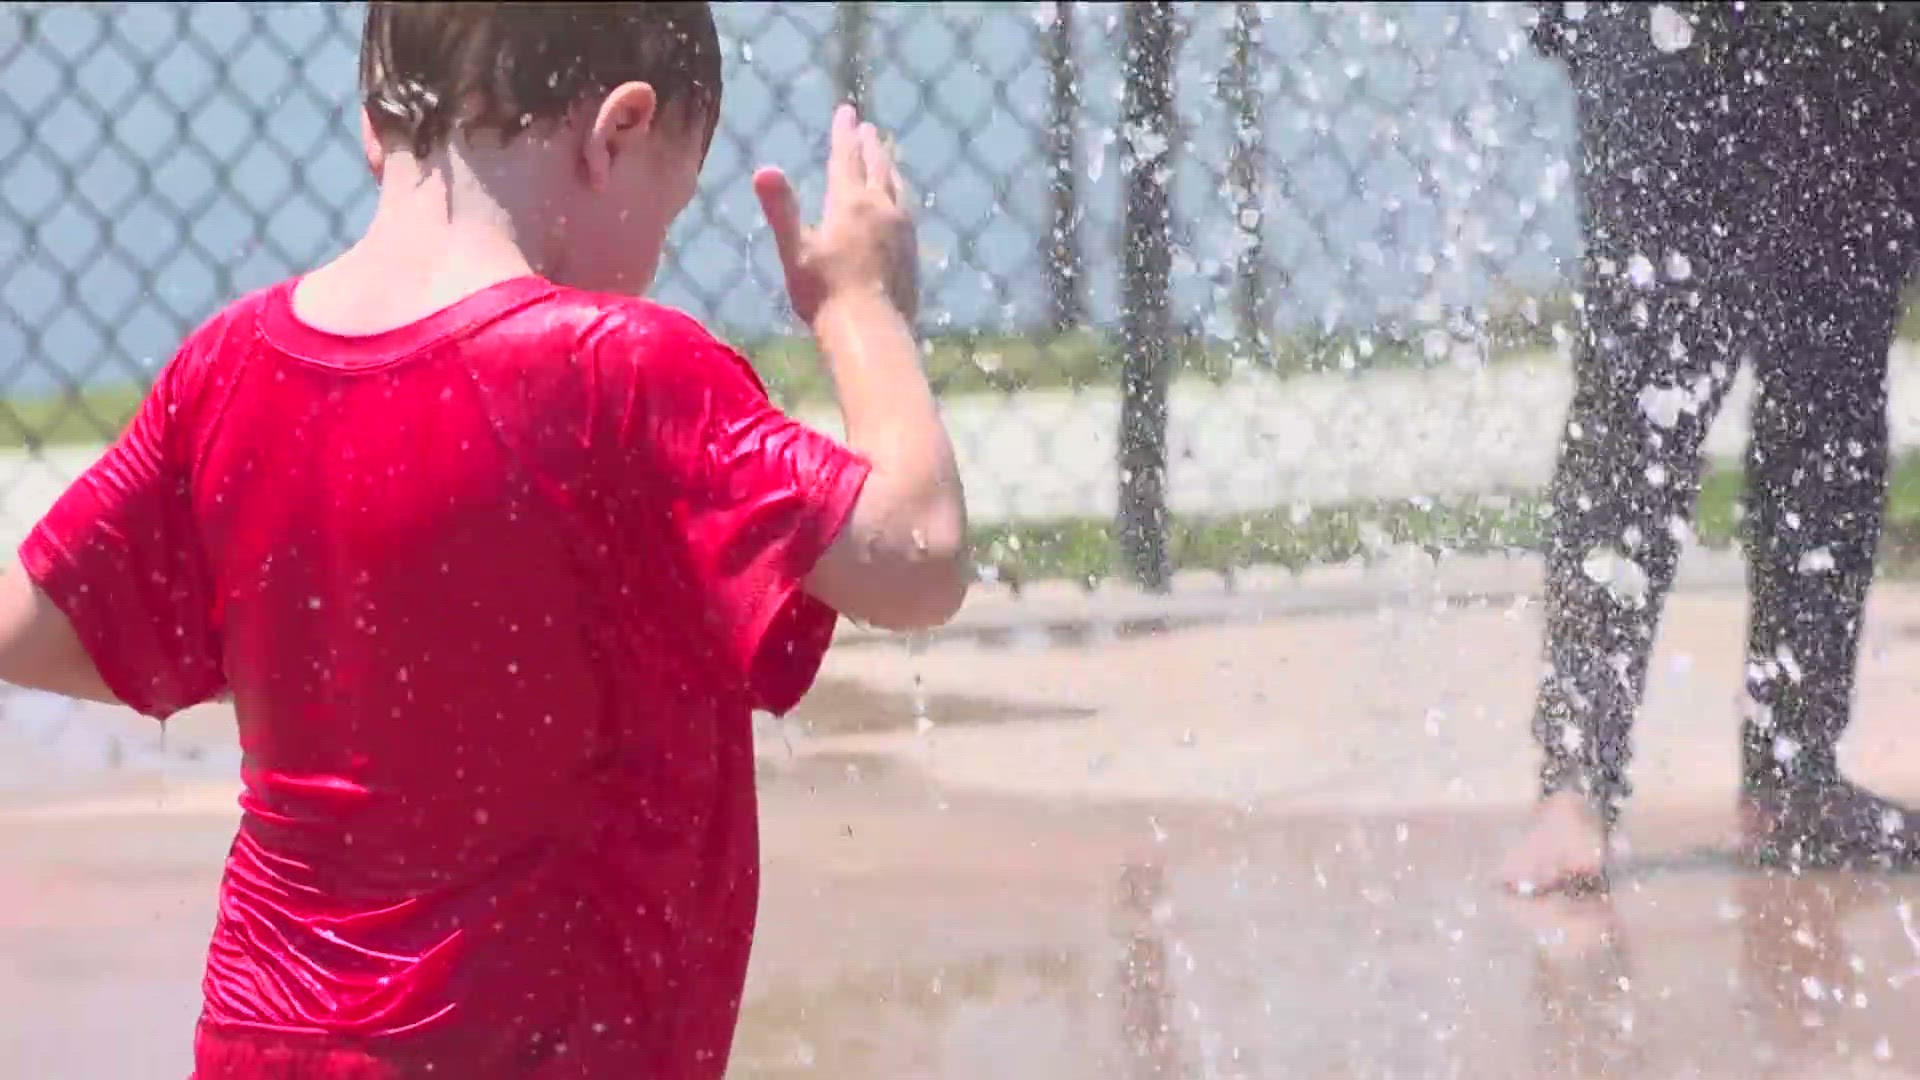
0,3 -> 967,1076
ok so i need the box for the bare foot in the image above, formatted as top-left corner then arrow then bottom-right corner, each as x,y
1506,891 -> 1622,958
1501,790 -> 1608,897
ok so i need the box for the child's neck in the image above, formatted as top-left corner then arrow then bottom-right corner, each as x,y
362,153 -> 548,287
300,153 -> 552,333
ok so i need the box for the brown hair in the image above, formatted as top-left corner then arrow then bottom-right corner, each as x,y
359,2 -> 723,158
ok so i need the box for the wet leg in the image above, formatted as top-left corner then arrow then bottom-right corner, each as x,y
1508,26 -> 1748,894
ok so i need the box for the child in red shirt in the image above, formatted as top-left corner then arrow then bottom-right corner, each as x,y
1,3 -> 968,1076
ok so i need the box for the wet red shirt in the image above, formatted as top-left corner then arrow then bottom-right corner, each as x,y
21,277 -> 869,1078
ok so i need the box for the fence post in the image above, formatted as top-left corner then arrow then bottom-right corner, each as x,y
1222,1 -> 1270,349
834,1 -> 870,109
1117,1 -> 1177,592
1045,1 -> 1085,332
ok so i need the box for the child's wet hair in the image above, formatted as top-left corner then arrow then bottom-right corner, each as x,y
358,2 -> 722,158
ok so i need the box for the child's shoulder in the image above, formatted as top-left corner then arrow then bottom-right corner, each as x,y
566,290 -> 719,351
159,281 -> 287,383
561,289 -> 771,399
196,281 -> 284,345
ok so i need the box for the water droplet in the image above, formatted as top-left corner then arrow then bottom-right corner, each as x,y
1648,5 -> 1696,52
1626,253 -> 1656,288
1773,734 -> 1803,766
1797,546 -> 1836,574
1776,644 -> 1804,684
1581,547 -> 1651,605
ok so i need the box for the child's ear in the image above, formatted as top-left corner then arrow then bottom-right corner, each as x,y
583,82 -> 658,191
360,108 -> 386,183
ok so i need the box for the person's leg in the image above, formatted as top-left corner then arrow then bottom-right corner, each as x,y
1736,24 -> 1920,868
1740,314 -> 1907,867
1504,12 -> 1752,894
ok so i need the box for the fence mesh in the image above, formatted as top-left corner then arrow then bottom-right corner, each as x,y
0,1 -> 1584,589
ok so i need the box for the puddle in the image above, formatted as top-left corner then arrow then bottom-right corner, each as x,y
735,801 -> 1920,1079
734,947 -> 1099,1078
784,675 -> 1097,737
974,613 -> 1243,651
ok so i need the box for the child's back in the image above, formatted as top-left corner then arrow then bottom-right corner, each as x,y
94,275 -> 856,1072
5,4 -> 966,1076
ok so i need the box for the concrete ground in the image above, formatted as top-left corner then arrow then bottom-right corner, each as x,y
9,551 -> 1920,1076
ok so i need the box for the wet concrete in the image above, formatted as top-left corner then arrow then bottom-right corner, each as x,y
12,570 -> 1920,1076
743,792 -> 1920,1080
16,786 -> 1920,1078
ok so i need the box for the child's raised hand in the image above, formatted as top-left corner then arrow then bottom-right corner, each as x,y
754,103 -> 918,327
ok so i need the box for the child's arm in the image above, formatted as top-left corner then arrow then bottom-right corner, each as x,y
803,288 -> 966,631
0,565 -> 118,703
754,105 -> 969,631
0,351 -> 224,718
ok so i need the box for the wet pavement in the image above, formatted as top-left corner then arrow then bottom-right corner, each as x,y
10,560 -> 1920,1077
739,790 -> 1920,1080
12,783 -> 1920,1079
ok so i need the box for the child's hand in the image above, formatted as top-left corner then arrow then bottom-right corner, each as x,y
754,103 -> 918,327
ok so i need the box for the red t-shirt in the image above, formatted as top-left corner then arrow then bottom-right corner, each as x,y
21,276 -> 870,1078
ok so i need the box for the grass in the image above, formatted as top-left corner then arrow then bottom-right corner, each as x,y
0,383 -> 145,451
974,495 -> 1551,586
970,453 -> 1920,586
745,323 -> 1461,402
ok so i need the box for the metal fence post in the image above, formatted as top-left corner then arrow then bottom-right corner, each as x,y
1117,1 -> 1178,592
834,1 -> 871,110
1045,1 -> 1085,332
1222,1 -> 1270,350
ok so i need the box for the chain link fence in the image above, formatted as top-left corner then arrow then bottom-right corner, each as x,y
1,2 -> 1589,590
